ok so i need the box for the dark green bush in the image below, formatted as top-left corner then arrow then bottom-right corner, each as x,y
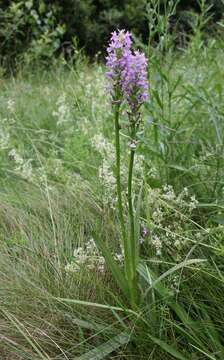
0,0 -> 223,70
0,1 -> 64,70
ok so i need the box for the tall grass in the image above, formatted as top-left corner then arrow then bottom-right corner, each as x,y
0,17 -> 224,359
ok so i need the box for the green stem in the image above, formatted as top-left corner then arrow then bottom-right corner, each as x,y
128,123 -> 138,306
128,150 -> 135,263
114,104 -> 126,243
114,103 -> 131,290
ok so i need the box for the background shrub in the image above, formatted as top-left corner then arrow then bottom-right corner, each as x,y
0,0 -> 223,70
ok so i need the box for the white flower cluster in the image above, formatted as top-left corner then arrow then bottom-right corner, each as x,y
91,133 -> 114,162
151,235 -> 162,256
8,148 -> 33,181
65,238 -> 105,274
147,185 -> 199,256
0,114 -> 14,151
65,239 -> 125,275
170,274 -> 180,294
78,116 -> 90,135
189,195 -> 199,211
114,247 -> 125,264
176,187 -> 199,210
53,93 -> 72,126
79,66 -> 111,120
99,160 -> 116,190
7,99 -> 15,113
162,185 -> 199,210
91,133 -> 119,208
135,154 -> 144,177
162,184 -> 176,201
0,123 -> 10,150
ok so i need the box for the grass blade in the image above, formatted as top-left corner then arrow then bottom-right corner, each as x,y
93,236 -> 129,298
54,297 -> 138,316
75,331 -> 129,360
138,259 -> 206,297
148,334 -> 190,360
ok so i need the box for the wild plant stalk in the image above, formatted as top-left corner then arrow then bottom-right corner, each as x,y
113,101 -> 138,306
113,100 -> 132,295
114,102 -> 126,243
127,115 -> 139,305
106,30 -> 148,307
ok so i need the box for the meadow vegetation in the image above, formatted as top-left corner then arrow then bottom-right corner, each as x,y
0,10 -> 224,360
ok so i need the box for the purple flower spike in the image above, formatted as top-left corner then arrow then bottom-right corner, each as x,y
122,50 -> 148,110
106,30 -> 132,87
108,30 -> 132,51
106,29 -> 148,110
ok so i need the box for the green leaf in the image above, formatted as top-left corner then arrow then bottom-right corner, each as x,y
138,259 -> 206,298
170,303 -> 205,348
190,344 -> 217,360
151,89 -> 163,109
211,215 -> 224,225
137,263 -> 173,299
93,236 -> 129,298
145,259 -> 206,296
76,331 -> 130,360
155,64 -> 169,84
63,314 -> 105,332
148,334 -> 190,360
54,297 -> 138,316
166,164 -> 189,172
134,182 -> 143,267
170,75 -> 182,95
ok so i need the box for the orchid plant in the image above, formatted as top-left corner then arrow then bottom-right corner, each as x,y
95,30 -> 149,307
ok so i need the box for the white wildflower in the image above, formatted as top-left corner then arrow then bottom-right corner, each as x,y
152,235 -> 162,255
174,239 -> 181,247
65,262 -> 80,274
162,185 -> 176,201
0,129 -> 10,149
114,253 -> 124,263
189,195 -> 198,210
53,93 -> 72,126
18,160 -> 33,181
152,207 -> 164,224
91,133 -> 114,163
135,154 -> 144,176
99,160 -> 116,188
7,99 -> 15,113
68,238 -> 106,274
9,148 -> 33,181
52,158 -> 63,176
9,148 -> 23,165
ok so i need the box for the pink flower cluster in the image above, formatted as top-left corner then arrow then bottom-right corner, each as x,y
106,29 -> 148,110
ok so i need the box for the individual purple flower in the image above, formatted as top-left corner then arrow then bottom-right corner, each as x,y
142,226 -> 149,238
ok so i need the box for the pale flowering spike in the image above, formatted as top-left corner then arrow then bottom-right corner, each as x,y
121,50 -> 148,110
107,29 -> 132,51
106,29 -> 132,83
106,29 -> 148,110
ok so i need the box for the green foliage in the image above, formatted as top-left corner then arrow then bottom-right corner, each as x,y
1,0 -> 224,70
0,0 -> 65,70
